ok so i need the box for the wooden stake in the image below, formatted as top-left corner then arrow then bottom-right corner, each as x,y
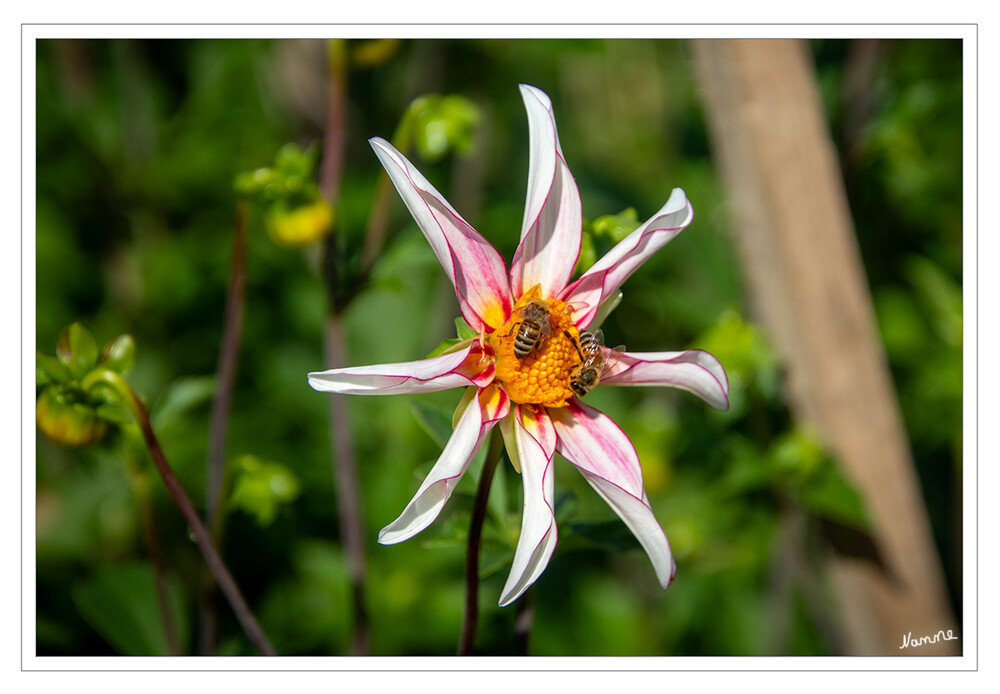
692,39 -> 958,655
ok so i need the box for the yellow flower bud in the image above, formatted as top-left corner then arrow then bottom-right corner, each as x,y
265,199 -> 334,248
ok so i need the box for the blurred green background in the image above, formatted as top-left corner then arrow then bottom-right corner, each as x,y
34,38 -> 962,656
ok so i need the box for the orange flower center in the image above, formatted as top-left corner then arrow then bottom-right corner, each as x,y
488,285 -> 580,409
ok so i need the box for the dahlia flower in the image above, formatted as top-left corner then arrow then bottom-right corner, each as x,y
308,85 -> 729,606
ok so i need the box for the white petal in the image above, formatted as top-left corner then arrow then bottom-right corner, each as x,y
509,85 -> 582,299
575,467 -> 676,589
498,407 -> 557,606
370,137 -> 512,332
378,393 -> 489,544
601,349 -> 730,411
561,188 -> 693,327
307,343 -> 490,395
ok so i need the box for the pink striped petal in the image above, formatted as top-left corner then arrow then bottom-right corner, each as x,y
509,85 -> 582,299
551,400 -> 675,589
307,341 -> 493,395
379,386 -> 510,544
601,349 -> 730,411
499,405 -> 557,606
549,400 -> 643,498
370,137 -> 513,332
560,188 -> 693,327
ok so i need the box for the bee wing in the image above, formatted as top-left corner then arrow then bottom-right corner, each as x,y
599,344 -> 625,375
591,328 -> 605,346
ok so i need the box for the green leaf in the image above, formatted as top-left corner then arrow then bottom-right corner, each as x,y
592,208 -> 640,243
455,317 -> 478,340
568,520 -> 642,553
56,322 -> 100,379
72,563 -> 187,656
412,401 -> 455,449
37,352 -> 72,385
150,376 -> 215,430
229,455 -> 302,527
426,337 -> 464,358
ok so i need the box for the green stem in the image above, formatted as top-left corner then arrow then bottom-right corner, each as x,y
86,370 -> 276,656
457,427 -> 504,656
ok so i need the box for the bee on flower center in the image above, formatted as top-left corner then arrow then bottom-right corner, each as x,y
505,300 -> 553,359
567,329 -> 620,398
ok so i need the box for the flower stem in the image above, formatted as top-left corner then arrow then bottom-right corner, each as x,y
318,38 -> 371,656
200,197 -> 249,654
87,370 -> 276,656
128,462 -> 181,655
457,427 -> 504,656
323,317 -> 370,654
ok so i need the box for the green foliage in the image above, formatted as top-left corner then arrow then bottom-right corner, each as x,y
228,455 -> 302,527
72,563 -> 188,656
35,38 -> 961,657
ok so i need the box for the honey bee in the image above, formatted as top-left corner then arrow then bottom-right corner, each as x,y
506,300 -> 552,359
566,329 -> 619,398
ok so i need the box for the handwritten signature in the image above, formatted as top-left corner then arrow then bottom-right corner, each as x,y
899,629 -> 959,650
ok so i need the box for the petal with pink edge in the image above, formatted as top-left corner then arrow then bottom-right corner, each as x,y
549,400 -> 644,498
575,467 -> 677,589
560,188 -> 693,327
551,400 -> 674,587
498,406 -> 557,606
370,137 -> 512,332
601,349 -> 730,411
307,342 -> 493,395
379,386 -> 510,544
509,85 -> 582,299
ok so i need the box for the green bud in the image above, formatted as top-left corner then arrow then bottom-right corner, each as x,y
56,323 -> 100,380
101,334 -> 136,375
350,38 -> 401,68
411,95 -> 481,163
36,388 -> 108,447
233,167 -> 276,197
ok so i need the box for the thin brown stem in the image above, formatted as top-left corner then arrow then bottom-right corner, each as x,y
318,38 -> 371,656
457,429 -> 504,656
319,39 -> 348,202
323,317 -> 370,655
200,198 -> 249,654
87,370 -> 275,656
131,465 -> 181,655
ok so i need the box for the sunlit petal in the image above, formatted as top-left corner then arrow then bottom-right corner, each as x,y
576,468 -> 676,589
498,406 -> 557,606
509,85 -> 582,299
307,342 -> 492,395
602,349 -> 730,411
370,137 -> 513,331
560,188 -> 693,327
549,400 -> 643,498
379,386 -> 510,544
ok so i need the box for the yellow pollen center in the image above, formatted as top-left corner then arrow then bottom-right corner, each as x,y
488,286 -> 580,409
